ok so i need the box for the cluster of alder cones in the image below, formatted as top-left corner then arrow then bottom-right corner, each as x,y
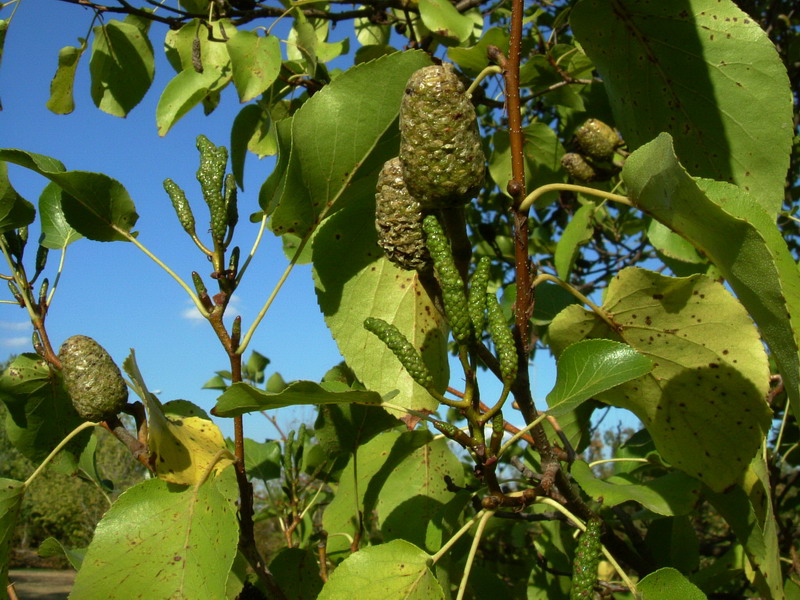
374,63 -> 485,272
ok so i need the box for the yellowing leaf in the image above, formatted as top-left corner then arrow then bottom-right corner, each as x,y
123,351 -> 234,486
151,400 -> 235,486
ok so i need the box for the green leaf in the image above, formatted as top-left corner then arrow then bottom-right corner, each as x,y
37,536 -> 86,570
46,45 -> 84,115
230,104 -> 277,188
267,50 -> 431,237
245,350 -> 270,377
0,19 -> 7,109
38,182 -> 83,249
705,456 -> 783,599
424,491 -> 471,554
622,132 -> 800,432
690,544 -> 746,594
489,122 -> 565,204
164,19 -> 232,80
546,339 -> 653,417
571,0 -> 793,216
531,282 -> 580,326
322,431 -> 431,557
202,374 -> 228,391
314,403 -> 401,457
0,162 -> 35,233
447,27 -> 509,75
318,539 -> 444,600
571,460 -> 701,516
554,203 -> 594,280
269,548 -> 324,600
313,194 -> 448,414
419,0 -> 474,43
243,438 -> 281,481
647,220 -> 703,264
287,10 -> 319,73
549,267 -> 772,492
0,149 -> 138,241
90,19 -> 155,117
70,476 -> 238,600
226,31 -> 281,103
355,12 -> 390,47
644,517 -> 700,573
354,44 -> 397,65
214,380 -> 382,417
76,430 -> 111,493
0,354 -> 88,468
0,479 -> 25,595
638,567 -> 708,600
157,69 -> 224,136
378,436 -> 465,548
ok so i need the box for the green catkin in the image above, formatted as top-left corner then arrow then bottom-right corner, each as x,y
486,293 -> 517,383
422,215 -> 472,344
283,430 -> 295,475
7,279 -> 23,304
196,135 -> 228,243
38,278 -> 49,306
191,271 -> 208,297
468,256 -> 491,335
228,246 -> 240,275
363,317 -> 434,388
224,173 -> 238,233
163,178 -> 196,235
34,245 -> 49,275
570,517 -> 603,600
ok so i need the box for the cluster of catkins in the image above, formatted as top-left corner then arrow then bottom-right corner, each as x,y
561,118 -> 624,182
375,63 -> 485,271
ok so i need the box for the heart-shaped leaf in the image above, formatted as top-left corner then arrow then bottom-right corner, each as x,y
550,267 -> 771,492
572,0 -> 793,216
0,149 -> 137,241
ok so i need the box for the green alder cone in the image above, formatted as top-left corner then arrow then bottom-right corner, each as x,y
375,157 -> 431,271
561,152 -> 599,182
399,63 -> 485,208
59,335 -> 128,422
574,119 -> 620,161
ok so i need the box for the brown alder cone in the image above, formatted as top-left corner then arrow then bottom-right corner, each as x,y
375,157 -> 431,271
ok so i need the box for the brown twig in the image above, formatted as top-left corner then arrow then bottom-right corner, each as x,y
488,5 -> 561,497
103,414 -> 151,471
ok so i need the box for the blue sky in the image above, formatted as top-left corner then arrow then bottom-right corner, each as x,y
0,3 -> 575,442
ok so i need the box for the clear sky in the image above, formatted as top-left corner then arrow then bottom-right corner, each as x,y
0,3 -> 577,442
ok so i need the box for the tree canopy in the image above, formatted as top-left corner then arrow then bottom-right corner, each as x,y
1,1 -> 799,599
